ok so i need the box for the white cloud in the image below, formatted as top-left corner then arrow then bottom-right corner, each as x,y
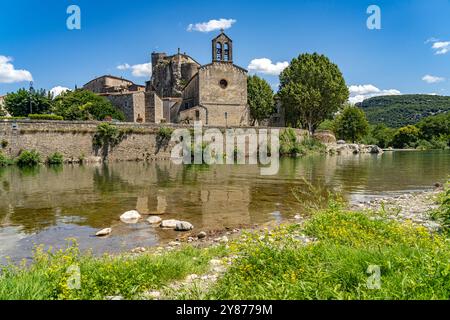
117,62 -> 152,78
422,74 -> 445,84
348,84 -> 401,104
427,39 -> 450,55
248,58 -> 289,76
50,86 -> 70,97
0,55 -> 33,83
187,18 -> 236,33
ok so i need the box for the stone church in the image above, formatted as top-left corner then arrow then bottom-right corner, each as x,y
84,31 -> 249,126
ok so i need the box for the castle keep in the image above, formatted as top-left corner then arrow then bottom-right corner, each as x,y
83,31 -> 249,126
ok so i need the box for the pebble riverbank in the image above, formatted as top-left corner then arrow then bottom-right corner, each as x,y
349,187 -> 443,232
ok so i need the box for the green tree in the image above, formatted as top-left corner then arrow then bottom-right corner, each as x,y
416,112 -> 450,141
366,124 -> 395,148
53,89 -> 125,121
392,125 -> 420,149
247,75 -> 274,125
334,105 -> 369,143
4,88 -> 53,117
279,53 -> 349,134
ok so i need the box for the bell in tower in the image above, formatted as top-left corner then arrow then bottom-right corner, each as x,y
212,29 -> 233,63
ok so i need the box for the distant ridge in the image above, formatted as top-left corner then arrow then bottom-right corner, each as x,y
356,94 -> 450,128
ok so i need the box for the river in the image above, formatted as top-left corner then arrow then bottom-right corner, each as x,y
0,150 -> 449,263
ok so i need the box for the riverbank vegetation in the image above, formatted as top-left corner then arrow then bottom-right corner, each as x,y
320,108 -> 449,150
280,128 -> 326,156
1,186 -> 448,300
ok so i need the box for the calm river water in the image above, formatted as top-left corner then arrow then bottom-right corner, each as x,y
0,150 -> 449,262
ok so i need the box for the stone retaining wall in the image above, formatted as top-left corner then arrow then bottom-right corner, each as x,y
0,120 -> 307,162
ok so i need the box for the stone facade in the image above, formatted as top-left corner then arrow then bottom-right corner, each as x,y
83,75 -> 144,94
0,95 -> 6,116
105,92 -> 146,123
83,31 -> 249,126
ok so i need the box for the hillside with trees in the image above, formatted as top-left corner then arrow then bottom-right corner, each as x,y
356,95 -> 450,128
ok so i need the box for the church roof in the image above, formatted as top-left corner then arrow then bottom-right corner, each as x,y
199,62 -> 247,73
212,30 -> 233,42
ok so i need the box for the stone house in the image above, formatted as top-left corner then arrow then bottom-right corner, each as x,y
83,31 -> 249,126
0,95 -> 9,117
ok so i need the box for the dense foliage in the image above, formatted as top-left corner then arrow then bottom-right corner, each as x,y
28,114 -> 64,121
53,90 -> 125,121
46,152 -> 64,165
206,204 -> 450,300
357,95 -> 450,128
0,152 -> 13,167
247,75 -> 275,125
279,128 -> 325,156
4,88 -> 53,117
279,53 -> 349,133
334,105 -> 369,143
15,150 -> 41,167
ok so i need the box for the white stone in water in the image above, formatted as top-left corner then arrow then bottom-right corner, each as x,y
175,221 -> 194,231
96,228 -> 112,237
147,216 -> 162,225
161,219 -> 180,229
197,231 -> 207,239
120,210 -> 142,224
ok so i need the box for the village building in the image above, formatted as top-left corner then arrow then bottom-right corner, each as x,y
83,31 -> 249,126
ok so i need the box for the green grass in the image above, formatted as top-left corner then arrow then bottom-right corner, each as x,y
280,128 -> 325,156
27,114 -> 64,121
430,182 -> 450,233
2,189 -> 449,300
203,202 -> 450,300
0,241 -> 227,300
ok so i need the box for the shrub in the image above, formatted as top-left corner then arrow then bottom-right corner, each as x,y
207,208 -> 450,300
46,152 -> 64,165
430,183 -> 450,233
15,150 -> 41,167
0,116 -> 26,120
0,152 -> 13,167
28,114 -> 64,121
280,129 -> 325,156
92,123 -> 122,148
157,126 -> 174,141
280,128 -> 300,155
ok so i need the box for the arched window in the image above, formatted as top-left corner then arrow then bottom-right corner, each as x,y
224,43 -> 229,61
216,42 -> 222,61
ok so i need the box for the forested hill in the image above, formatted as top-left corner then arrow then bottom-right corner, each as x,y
356,95 -> 450,128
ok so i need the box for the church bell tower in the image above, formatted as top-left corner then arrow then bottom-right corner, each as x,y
212,29 -> 233,63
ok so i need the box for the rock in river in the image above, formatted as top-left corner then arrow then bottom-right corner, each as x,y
120,210 -> 142,224
175,221 -> 194,231
160,219 -> 179,229
147,216 -> 162,225
96,228 -> 112,237
197,231 -> 207,239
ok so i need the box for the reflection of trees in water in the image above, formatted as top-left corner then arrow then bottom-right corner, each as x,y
93,164 -> 137,193
18,166 -> 41,177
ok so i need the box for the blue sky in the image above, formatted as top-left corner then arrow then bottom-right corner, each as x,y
1,0 -> 450,102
